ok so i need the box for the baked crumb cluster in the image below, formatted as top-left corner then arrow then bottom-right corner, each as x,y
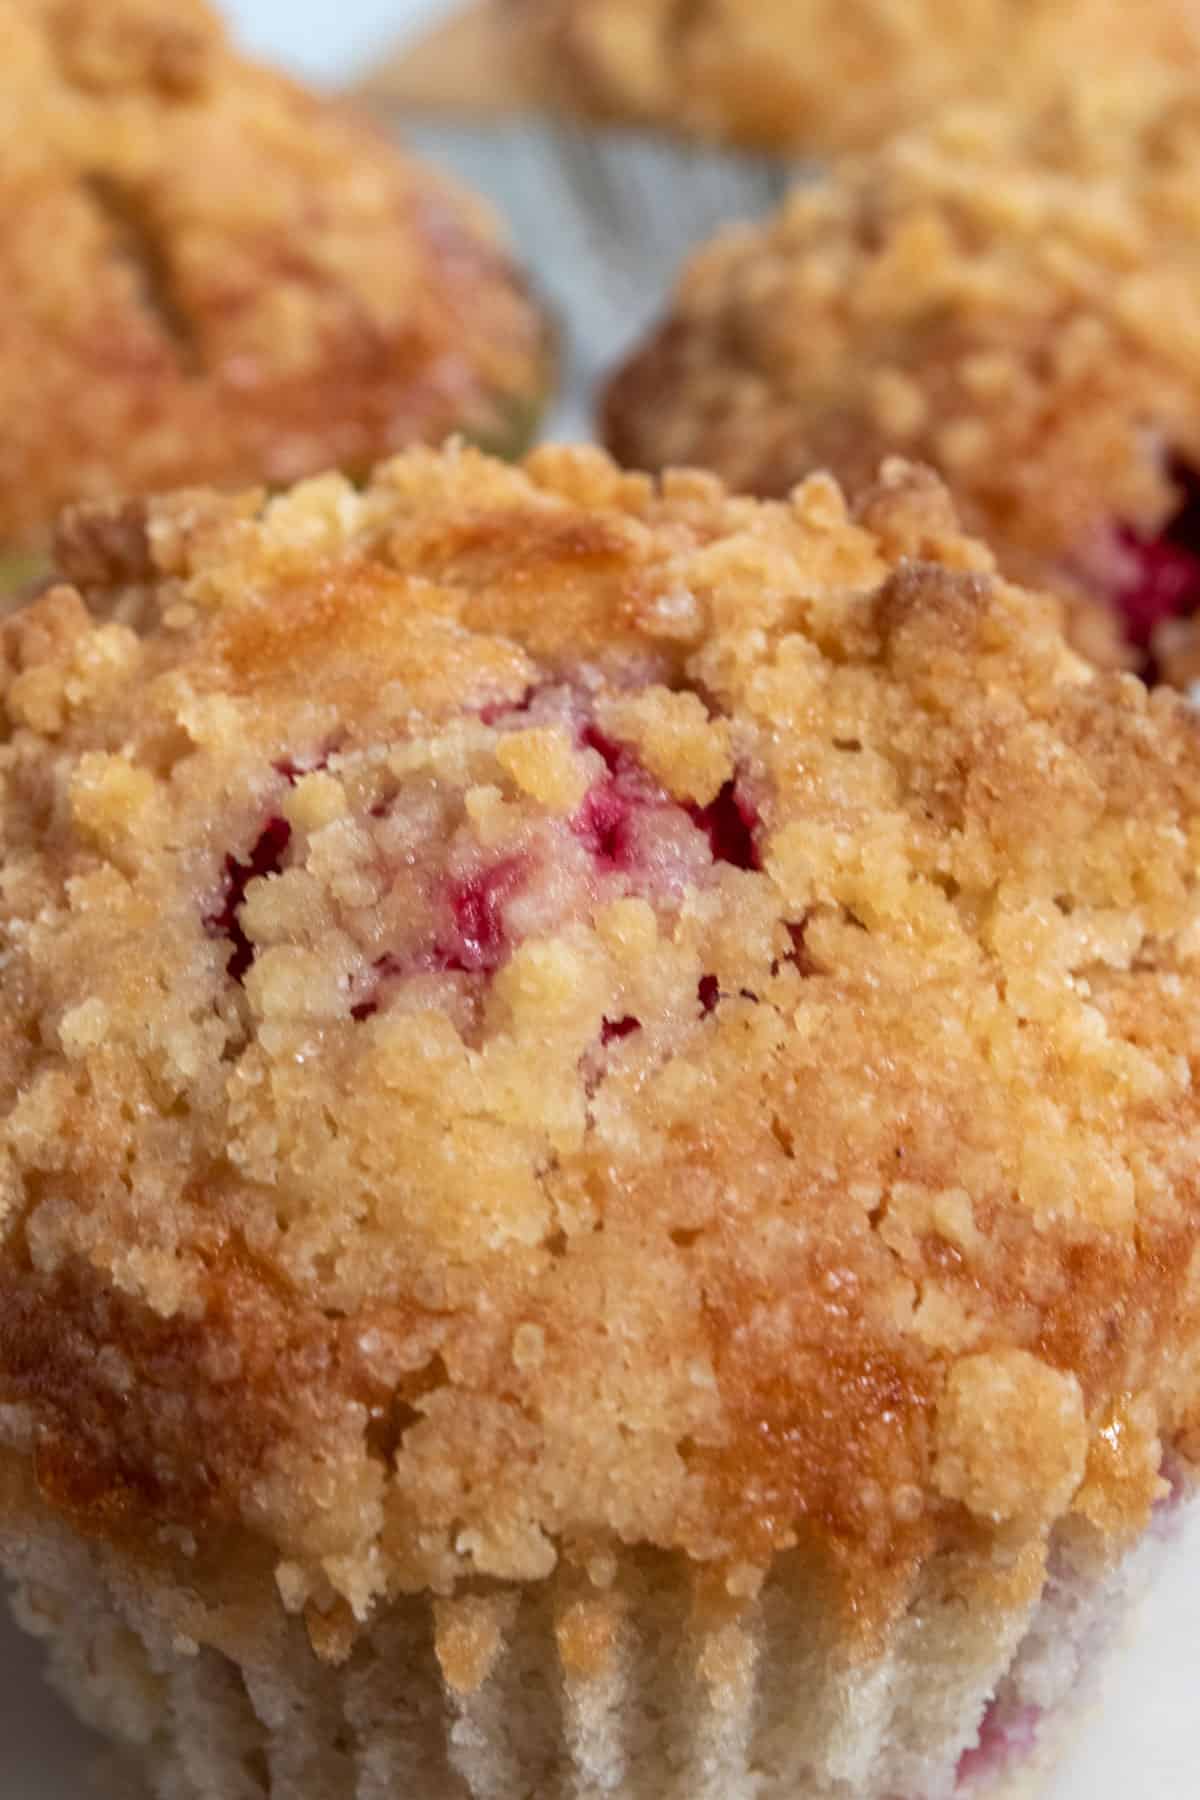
1,446 -> 1199,1638
512,0 -> 1200,154
0,0 -> 550,554
605,103 -> 1200,688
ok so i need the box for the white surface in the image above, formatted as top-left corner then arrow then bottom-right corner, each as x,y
221,0 -> 454,84
2,1506 -> 1200,1794
3,4 -> 1198,1795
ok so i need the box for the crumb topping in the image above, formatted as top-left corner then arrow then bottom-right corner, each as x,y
932,1351 -> 1088,1525
514,0 -> 1200,154
2,446 -> 1199,1634
604,104 -> 1200,685
0,0 -> 550,552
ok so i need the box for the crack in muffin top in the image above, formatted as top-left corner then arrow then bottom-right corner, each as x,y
604,103 -> 1200,688
1,446 -> 1199,1635
0,0 -> 551,553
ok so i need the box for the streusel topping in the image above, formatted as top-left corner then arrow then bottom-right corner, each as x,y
605,104 -> 1200,685
0,0 -> 549,551
2,448 -> 1199,1637
514,0 -> 1200,154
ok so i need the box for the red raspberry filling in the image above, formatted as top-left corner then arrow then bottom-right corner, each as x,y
1114,533 -> 1200,651
207,816 -> 292,984
571,722 -> 761,877
206,755 -> 331,982
571,780 -> 646,870
569,720 -> 763,1035
440,858 -> 527,975
690,779 -> 761,872
955,1702 -> 1040,1788
209,693 -> 765,1021
1111,460 -> 1200,661
349,861 -> 528,1020
600,1014 -> 641,1045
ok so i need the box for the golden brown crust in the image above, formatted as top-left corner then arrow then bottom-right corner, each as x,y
511,0 -> 1200,154
0,0 -> 551,553
604,104 -> 1200,680
1,446 -> 1199,1643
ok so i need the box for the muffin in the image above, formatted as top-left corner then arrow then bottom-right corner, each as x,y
2,446 -> 1199,1799
605,104 -> 1200,686
511,0 -> 1200,155
0,0 -> 552,581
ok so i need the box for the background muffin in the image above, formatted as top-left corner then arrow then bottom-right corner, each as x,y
1,445 -> 1198,1797
0,0 -> 552,575
510,0 -> 1200,155
605,103 -> 1200,684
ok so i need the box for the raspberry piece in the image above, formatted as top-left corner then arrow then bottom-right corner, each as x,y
572,782 -> 640,870
1112,461 -> 1200,656
601,1015 -> 640,1045
1113,530 -> 1200,650
785,917 -> 818,976
439,859 -> 526,974
689,781 -> 761,871
571,726 -> 654,871
207,817 -> 291,983
956,1703 -> 1040,1787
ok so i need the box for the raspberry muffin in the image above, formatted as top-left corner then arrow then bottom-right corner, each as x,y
605,104 -> 1200,686
0,0 -> 552,576
2,446 -> 1199,1799
511,0 -> 1200,155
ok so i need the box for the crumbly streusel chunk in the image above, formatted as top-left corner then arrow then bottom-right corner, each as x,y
0,0 -> 550,553
513,0 -> 1200,154
605,103 -> 1200,686
1,446 -> 1199,1641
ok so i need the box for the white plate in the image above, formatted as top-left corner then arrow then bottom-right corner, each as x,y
2,1505 -> 1199,1794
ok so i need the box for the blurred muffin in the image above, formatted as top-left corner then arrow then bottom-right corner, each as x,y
0,0 -> 552,576
605,104 -> 1200,684
1,445 -> 1198,1798
512,0 -> 1200,155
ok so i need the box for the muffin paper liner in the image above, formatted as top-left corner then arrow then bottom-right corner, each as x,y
391,118 -> 801,438
0,1462 -> 1180,1800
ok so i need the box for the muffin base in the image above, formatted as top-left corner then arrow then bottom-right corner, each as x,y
0,1450 -> 1185,1800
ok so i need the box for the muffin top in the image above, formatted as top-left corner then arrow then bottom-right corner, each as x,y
0,0 -> 550,556
605,104 -> 1200,685
2,447 -> 1199,1641
513,0 -> 1200,154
